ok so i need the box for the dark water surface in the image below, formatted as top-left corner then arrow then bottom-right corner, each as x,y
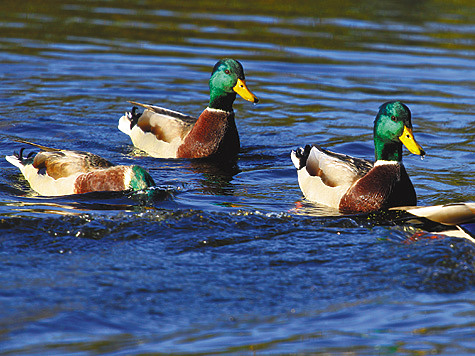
1,0 -> 475,354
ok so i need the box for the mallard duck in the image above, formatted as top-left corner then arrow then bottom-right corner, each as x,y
291,101 -> 425,213
118,58 -> 259,160
5,141 -> 155,196
391,203 -> 475,241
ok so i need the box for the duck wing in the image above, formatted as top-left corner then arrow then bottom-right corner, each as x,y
302,145 -> 373,188
9,140 -> 114,179
128,101 -> 196,143
32,150 -> 114,179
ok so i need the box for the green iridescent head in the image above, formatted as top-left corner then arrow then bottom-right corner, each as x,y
130,165 -> 155,191
208,58 -> 258,111
373,101 -> 425,161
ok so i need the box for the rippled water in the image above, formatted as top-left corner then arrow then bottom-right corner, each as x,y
1,0 -> 475,354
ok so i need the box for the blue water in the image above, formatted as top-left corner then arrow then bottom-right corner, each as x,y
1,0 -> 475,354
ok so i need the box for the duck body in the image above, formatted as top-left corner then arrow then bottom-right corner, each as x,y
291,101 -> 425,213
393,203 -> 475,226
118,58 -> 258,161
119,104 -> 240,160
6,141 -> 155,196
391,203 -> 475,240
291,145 -> 417,212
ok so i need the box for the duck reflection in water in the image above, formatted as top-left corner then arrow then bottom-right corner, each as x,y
188,158 -> 240,196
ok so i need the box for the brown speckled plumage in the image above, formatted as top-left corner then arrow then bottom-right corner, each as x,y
74,166 -> 128,194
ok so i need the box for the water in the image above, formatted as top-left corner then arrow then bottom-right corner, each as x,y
1,0 -> 475,354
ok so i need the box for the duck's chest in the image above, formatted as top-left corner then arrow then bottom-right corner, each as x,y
339,162 -> 416,212
177,109 -> 240,159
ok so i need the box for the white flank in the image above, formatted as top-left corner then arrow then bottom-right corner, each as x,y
296,168 -> 351,209
129,126 -> 181,158
6,155 -> 80,196
25,171 -> 80,196
291,146 -> 362,209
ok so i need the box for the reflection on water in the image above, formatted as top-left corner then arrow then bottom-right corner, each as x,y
0,188 -> 175,217
0,0 -> 474,354
189,159 -> 240,196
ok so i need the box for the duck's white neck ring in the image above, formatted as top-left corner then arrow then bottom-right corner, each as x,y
205,107 -> 233,114
374,160 -> 400,166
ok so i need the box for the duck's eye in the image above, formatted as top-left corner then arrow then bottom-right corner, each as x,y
391,115 -> 397,121
224,69 -> 230,75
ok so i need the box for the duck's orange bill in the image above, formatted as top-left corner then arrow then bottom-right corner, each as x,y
399,125 -> 425,156
233,78 -> 259,103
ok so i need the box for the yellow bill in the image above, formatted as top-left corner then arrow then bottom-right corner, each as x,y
399,125 -> 425,156
233,78 -> 259,103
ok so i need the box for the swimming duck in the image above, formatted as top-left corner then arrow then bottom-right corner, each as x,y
391,203 -> 475,241
118,58 -> 259,160
5,140 -> 155,196
291,101 -> 425,213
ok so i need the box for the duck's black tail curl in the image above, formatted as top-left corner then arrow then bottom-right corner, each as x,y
13,147 -> 37,163
129,106 -> 142,129
294,144 -> 312,169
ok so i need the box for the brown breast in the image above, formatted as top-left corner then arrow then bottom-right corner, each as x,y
339,163 -> 416,213
74,167 -> 128,194
176,109 -> 240,160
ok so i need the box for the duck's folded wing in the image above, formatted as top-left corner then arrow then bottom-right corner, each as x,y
33,150 -> 114,179
130,101 -> 197,143
305,146 -> 373,187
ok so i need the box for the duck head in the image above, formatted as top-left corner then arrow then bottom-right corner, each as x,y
373,101 -> 425,161
208,58 -> 259,112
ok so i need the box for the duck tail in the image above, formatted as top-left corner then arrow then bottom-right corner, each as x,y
12,139 -> 60,152
5,154 -> 24,169
118,112 -> 132,135
127,100 -> 154,111
290,150 -> 300,169
291,145 -> 312,170
6,139 -> 60,168
119,105 -> 142,134
6,146 -> 37,169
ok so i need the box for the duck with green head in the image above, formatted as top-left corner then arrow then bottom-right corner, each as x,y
6,140 -> 155,196
291,101 -> 425,213
118,58 -> 258,161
